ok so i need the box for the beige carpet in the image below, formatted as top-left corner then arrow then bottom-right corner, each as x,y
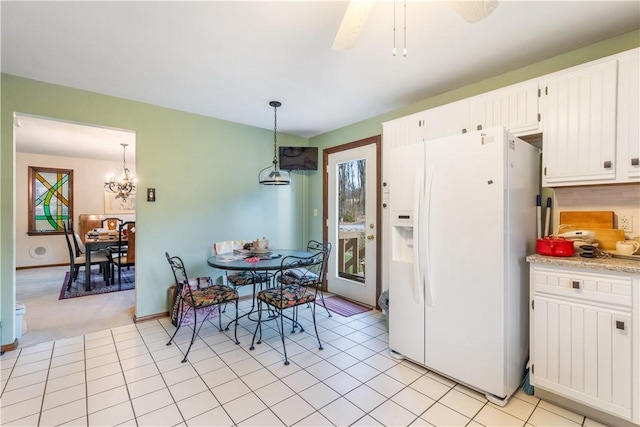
15,265 -> 135,348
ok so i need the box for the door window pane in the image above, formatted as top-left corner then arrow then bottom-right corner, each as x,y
337,159 -> 366,282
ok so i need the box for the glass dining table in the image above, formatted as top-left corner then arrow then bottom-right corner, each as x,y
207,249 -> 313,327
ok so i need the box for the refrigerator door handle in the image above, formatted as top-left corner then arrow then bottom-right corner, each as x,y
423,168 -> 434,307
412,170 -> 424,304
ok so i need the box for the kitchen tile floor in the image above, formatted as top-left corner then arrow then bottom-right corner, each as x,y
1,299 -> 607,426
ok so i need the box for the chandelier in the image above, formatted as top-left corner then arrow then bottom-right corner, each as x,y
104,143 -> 136,201
258,101 -> 291,186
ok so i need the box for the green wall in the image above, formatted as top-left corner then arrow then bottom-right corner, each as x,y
1,76 -> 308,345
1,29 -> 638,347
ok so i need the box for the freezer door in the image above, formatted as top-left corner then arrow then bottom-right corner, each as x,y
388,142 -> 426,364
423,129 -> 508,397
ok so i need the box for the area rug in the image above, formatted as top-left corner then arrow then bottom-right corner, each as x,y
316,295 -> 372,317
59,267 -> 135,300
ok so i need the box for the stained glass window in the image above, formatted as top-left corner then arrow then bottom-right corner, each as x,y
28,166 -> 74,235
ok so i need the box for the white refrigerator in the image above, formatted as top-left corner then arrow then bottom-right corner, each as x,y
387,127 -> 539,406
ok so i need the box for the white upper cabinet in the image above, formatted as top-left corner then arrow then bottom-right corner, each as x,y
617,49 -> 640,182
383,48 -> 638,188
541,59 -> 618,186
471,80 -> 540,136
424,100 -> 470,140
382,111 -> 427,152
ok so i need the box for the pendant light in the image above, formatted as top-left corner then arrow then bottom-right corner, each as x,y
104,143 -> 136,201
259,101 -> 291,186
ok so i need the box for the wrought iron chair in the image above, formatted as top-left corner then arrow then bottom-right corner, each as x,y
166,252 -> 239,363
212,240 -> 270,326
306,240 -> 333,317
250,252 -> 324,365
63,221 -> 110,290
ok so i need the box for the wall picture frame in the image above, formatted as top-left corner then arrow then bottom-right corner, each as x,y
104,192 -> 136,214
28,166 -> 74,235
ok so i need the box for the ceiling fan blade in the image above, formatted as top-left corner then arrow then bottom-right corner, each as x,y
450,0 -> 499,24
331,0 -> 374,51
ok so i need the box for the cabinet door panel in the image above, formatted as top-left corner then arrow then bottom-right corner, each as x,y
612,316 -> 632,410
597,311 -> 613,403
617,50 -> 640,181
471,81 -> 539,135
383,112 -> 425,151
584,309 -> 598,397
533,295 -> 632,418
543,60 -> 617,185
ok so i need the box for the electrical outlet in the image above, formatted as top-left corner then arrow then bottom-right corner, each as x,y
619,213 -> 633,232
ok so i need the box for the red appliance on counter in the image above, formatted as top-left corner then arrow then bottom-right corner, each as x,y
535,236 -> 575,257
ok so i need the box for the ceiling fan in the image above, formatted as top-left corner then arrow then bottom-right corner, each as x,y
331,0 -> 499,51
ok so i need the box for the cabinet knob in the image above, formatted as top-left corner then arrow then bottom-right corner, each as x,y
603,160 -> 612,169
382,203 -> 387,208
572,281 -> 581,289
477,125 -> 483,131
616,320 -> 625,331
631,158 -> 640,166
462,128 -> 467,134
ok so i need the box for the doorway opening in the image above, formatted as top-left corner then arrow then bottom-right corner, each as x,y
14,113 -> 137,347
323,135 -> 381,308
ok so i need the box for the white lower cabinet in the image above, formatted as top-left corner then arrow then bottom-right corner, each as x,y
530,264 -> 639,424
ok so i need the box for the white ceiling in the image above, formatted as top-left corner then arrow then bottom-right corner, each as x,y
2,1 -> 639,159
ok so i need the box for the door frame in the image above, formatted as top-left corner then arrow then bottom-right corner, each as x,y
322,135 -> 382,308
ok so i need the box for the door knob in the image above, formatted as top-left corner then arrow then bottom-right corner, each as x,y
367,234 -> 375,240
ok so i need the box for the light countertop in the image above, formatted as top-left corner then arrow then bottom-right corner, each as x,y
527,253 -> 640,275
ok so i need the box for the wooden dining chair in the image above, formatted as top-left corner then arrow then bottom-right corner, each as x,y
63,221 -> 110,290
110,221 -> 135,289
165,252 -> 239,363
102,217 -> 121,231
250,252 -> 324,365
69,220 -> 110,274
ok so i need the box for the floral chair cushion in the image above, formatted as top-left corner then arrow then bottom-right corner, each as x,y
257,284 -> 315,310
228,271 -> 270,286
184,283 -> 238,307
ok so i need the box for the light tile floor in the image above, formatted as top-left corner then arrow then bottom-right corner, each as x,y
1,299 -> 608,426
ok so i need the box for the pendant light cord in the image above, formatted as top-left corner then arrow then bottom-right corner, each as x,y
272,103 -> 278,165
393,0 -> 396,56
392,0 -> 407,56
403,0 -> 407,56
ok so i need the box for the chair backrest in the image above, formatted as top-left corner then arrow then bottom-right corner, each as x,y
103,217 -> 121,231
62,221 -> 76,263
165,252 -> 214,307
278,251 -> 325,290
122,221 -> 136,263
212,240 -> 246,255
306,240 -> 332,287
72,230 -> 87,256
166,252 -> 189,290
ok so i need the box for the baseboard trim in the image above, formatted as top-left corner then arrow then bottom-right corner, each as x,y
17,263 -> 67,270
134,312 -> 169,323
1,339 -> 18,353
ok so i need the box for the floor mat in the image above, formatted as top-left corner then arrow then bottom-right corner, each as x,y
59,267 -> 134,299
316,295 -> 372,317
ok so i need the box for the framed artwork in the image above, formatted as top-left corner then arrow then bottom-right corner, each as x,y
28,166 -> 73,235
104,192 -> 136,214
